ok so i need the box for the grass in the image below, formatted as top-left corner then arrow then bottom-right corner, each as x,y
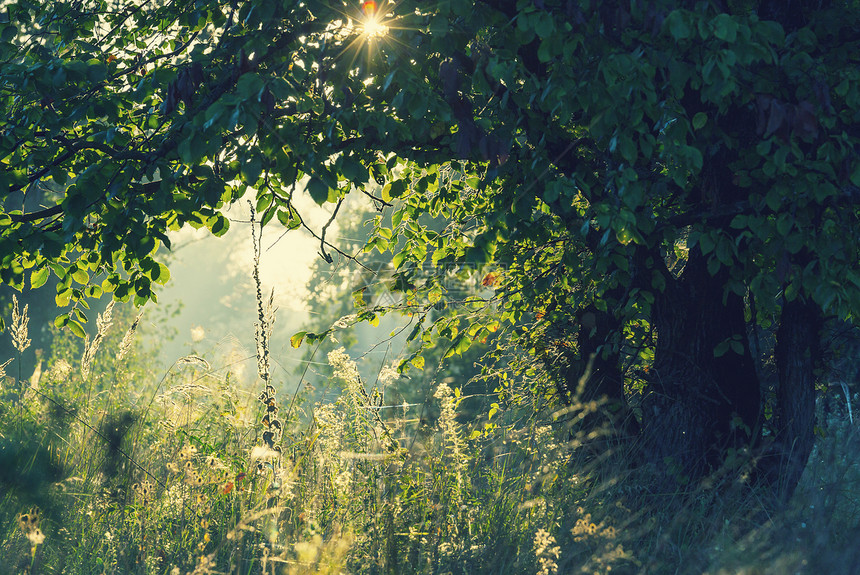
0,288 -> 858,575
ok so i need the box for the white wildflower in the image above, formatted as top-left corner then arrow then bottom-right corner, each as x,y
332,314 -> 356,329
378,364 -> 400,386
328,347 -> 362,391
190,325 -> 206,342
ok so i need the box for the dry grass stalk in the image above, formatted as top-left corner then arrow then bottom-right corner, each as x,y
81,301 -> 115,380
11,295 -> 30,354
116,308 -> 144,362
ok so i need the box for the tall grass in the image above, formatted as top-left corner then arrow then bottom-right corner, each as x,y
0,293 -> 858,574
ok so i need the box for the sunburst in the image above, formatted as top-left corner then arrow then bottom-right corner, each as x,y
360,0 -> 389,38
326,1 -> 412,78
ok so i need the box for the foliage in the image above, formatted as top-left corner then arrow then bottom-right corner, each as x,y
0,0 -> 849,327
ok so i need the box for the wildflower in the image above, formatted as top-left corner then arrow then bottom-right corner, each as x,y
332,314 -> 356,329
378,364 -> 400,387
533,529 -> 561,575
27,528 -> 45,546
333,470 -> 351,492
249,445 -> 281,461
179,444 -> 198,460
18,508 -> 45,548
49,359 -> 72,380
185,471 -> 205,487
17,509 -> 39,533
190,325 -> 206,343
257,382 -> 282,460
177,355 -> 210,370
132,481 -> 154,503
434,383 -> 467,504
328,347 -> 360,386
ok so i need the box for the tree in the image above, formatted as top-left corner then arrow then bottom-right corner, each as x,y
2,0 -> 860,501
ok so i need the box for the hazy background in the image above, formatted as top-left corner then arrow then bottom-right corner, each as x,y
149,192 -> 414,396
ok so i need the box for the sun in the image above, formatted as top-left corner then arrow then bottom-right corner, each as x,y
362,15 -> 389,38
361,1 -> 389,38
329,1 -> 406,71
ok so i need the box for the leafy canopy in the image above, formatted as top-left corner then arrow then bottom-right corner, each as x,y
1,0 -> 860,348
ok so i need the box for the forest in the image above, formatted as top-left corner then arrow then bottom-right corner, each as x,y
1,0 -> 860,573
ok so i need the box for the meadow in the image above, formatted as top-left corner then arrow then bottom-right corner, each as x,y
1,285 -> 859,575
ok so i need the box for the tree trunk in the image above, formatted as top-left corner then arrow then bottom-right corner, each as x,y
640,249 -> 760,482
547,300 -> 640,435
758,298 -> 822,501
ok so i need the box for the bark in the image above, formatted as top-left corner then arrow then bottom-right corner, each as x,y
758,298 -> 822,501
640,249 -> 760,480
568,305 -> 625,403
539,300 -> 637,453
573,304 -> 638,436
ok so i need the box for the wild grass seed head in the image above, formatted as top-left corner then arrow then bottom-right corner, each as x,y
81,300 -> 115,380
0,357 -> 12,383
116,308 -> 144,362
11,295 -> 30,353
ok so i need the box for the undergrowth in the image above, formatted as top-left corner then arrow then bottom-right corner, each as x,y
0,286 -> 857,574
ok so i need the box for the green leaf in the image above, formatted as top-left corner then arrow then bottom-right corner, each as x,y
290,331 -> 307,348
533,12 -> 555,39
210,214 -> 230,237
776,214 -> 793,237
850,162 -> 860,188
692,112 -> 707,130
152,262 -> 171,285
342,157 -> 369,185
68,319 -> 86,338
30,267 -> 49,289
665,11 -> 691,40
178,134 -> 204,164
707,256 -> 721,276
382,179 -> 407,201
698,232 -> 715,255
71,267 -> 90,285
307,177 -> 330,205
1,25 -> 16,42
410,355 -> 425,370
711,14 -> 737,43
241,155 -> 263,185
277,208 -> 300,229
616,227 -> 634,245
618,136 -> 637,165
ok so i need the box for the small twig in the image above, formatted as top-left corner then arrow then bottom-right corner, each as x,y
318,197 -> 343,263
360,188 -> 393,208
